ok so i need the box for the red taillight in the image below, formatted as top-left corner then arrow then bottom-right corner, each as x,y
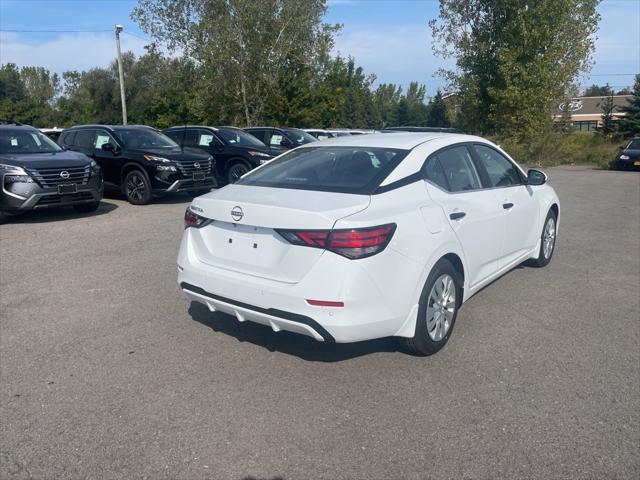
184,208 -> 209,228
276,223 -> 396,259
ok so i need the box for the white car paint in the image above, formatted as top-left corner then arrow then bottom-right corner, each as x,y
177,133 -> 560,344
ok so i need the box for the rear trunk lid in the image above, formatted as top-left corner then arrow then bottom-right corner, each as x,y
188,185 -> 370,283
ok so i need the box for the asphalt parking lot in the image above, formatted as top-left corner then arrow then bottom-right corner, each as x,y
1,165 -> 638,479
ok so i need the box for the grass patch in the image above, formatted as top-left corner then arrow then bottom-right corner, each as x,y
497,133 -> 621,169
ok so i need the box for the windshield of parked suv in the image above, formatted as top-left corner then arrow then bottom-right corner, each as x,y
284,128 -> 317,146
626,139 -> 640,150
237,146 -> 409,194
0,128 -> 63,154
116,128 -> 178,149
217,128 -> 267,148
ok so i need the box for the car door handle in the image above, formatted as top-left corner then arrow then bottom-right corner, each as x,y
449,212 -> 466,220
503,202 -> 514,209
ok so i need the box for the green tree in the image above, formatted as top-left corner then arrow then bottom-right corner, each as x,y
597,85 -> 617,136
132,0 -> 339,126
397,82 -> 428,126
583,84 -> 613,96
617,74 -> 640,138
426,90 -> 451,127
373,83 -> 402,127
430,0 -> 600,139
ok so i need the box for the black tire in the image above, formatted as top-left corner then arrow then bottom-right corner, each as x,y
227,162 -> 250,184
400,258 -> 461,356
73,201 -> 100,213
123,170 -> 152,205
187,189 -> 211,197
528,209 -> 557,268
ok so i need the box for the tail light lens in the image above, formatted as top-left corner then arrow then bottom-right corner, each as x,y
184,208 -> 210,228
277,223 -> 396,259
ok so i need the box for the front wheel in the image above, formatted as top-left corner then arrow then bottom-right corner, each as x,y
227,163 -> 250,184
73,202 -> 100,213
529,210 -> 557,268
400,258 -> 461,356
124,170 -> 152,205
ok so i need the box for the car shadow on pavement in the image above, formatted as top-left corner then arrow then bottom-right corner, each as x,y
188,301 -> 403,362
4,201 -> 118,224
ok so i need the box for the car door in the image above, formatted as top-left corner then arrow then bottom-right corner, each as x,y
423,144 -> 505,289
70,129 -> 96,157
93,129 -> 122,187
471,144 -> 540,268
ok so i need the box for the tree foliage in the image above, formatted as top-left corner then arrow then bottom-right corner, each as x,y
430,0 -> 600,139
617,74 -> 640,138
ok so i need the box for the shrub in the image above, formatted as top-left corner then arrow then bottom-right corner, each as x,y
497,132 -> 620,169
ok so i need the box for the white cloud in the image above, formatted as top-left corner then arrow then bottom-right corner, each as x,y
0,31 -> 148,74
332,24 -> 454,94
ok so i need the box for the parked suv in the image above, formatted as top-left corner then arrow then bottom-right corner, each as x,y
59,125 -> 216,204
0,123 -> 103,223
243,127 -> 317,151
611,137 -> 640,171
163,126 -> 274,184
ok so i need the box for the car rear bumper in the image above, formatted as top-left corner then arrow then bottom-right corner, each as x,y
176,229 -> 420,343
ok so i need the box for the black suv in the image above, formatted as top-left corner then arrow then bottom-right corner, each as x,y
0,123 -> 103,223
243,127 -> 317,151
163,126 -> 274,184
59,125 -> 216,204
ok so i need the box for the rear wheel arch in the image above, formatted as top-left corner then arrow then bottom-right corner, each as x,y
441,252 -> 465,303
550,203 -> 559,223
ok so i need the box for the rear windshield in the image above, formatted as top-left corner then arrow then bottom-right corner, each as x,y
237,146 -> 409,194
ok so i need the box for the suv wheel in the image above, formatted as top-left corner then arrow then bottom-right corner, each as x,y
124,170 -> 152,205
401,258 -> 461,356
73,202 -> 100,213
227,163 -> 249,184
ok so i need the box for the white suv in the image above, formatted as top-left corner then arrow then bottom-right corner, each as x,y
177,133 -> 559,355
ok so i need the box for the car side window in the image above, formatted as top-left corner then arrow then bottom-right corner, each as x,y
94,130 -> 116,149
197,130 -> 221,147
181,130 -> 200,147
164,130 -> 182,143
246,129 -> 267,144
75,130 -> 95,149
269,131 -> 284,147
60,131 -> 76,147
472,144 -> 522,187
427,146 -> 482,193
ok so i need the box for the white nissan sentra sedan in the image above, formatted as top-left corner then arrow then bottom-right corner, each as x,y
177,133 -> 559,355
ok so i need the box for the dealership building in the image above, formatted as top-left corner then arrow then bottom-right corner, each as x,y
554,95 -> 632,132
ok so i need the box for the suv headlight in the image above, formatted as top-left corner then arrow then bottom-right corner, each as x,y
1,163 -> 34,183
144,155 -> 177,172
619,154 -> 630,160
143,155 -> 171,163
0,163 -> 28,175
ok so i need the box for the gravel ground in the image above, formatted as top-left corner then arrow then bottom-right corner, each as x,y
1,165 -> 638,479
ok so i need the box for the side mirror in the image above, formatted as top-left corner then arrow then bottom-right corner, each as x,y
527,169 -> 547,186
101,142 -> 116,153
280,138 -> 292,147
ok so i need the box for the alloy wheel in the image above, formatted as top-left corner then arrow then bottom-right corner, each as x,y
228,164 -> 249,183
426,274 -> 456,341
126,173 -> 146,202
543,217 -> 556,259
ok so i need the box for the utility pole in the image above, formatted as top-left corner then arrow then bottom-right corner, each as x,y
114,24 -> 128,125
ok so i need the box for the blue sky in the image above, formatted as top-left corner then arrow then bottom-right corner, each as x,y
0,0 -> 638,96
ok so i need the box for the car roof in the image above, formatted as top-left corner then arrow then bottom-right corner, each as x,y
68,124 -> 156,131
164,125 -> 221,131
0,123 -> 37,130
303,132 -> 481,150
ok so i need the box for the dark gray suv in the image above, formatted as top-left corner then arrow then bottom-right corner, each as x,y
0,123 -> 103,223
